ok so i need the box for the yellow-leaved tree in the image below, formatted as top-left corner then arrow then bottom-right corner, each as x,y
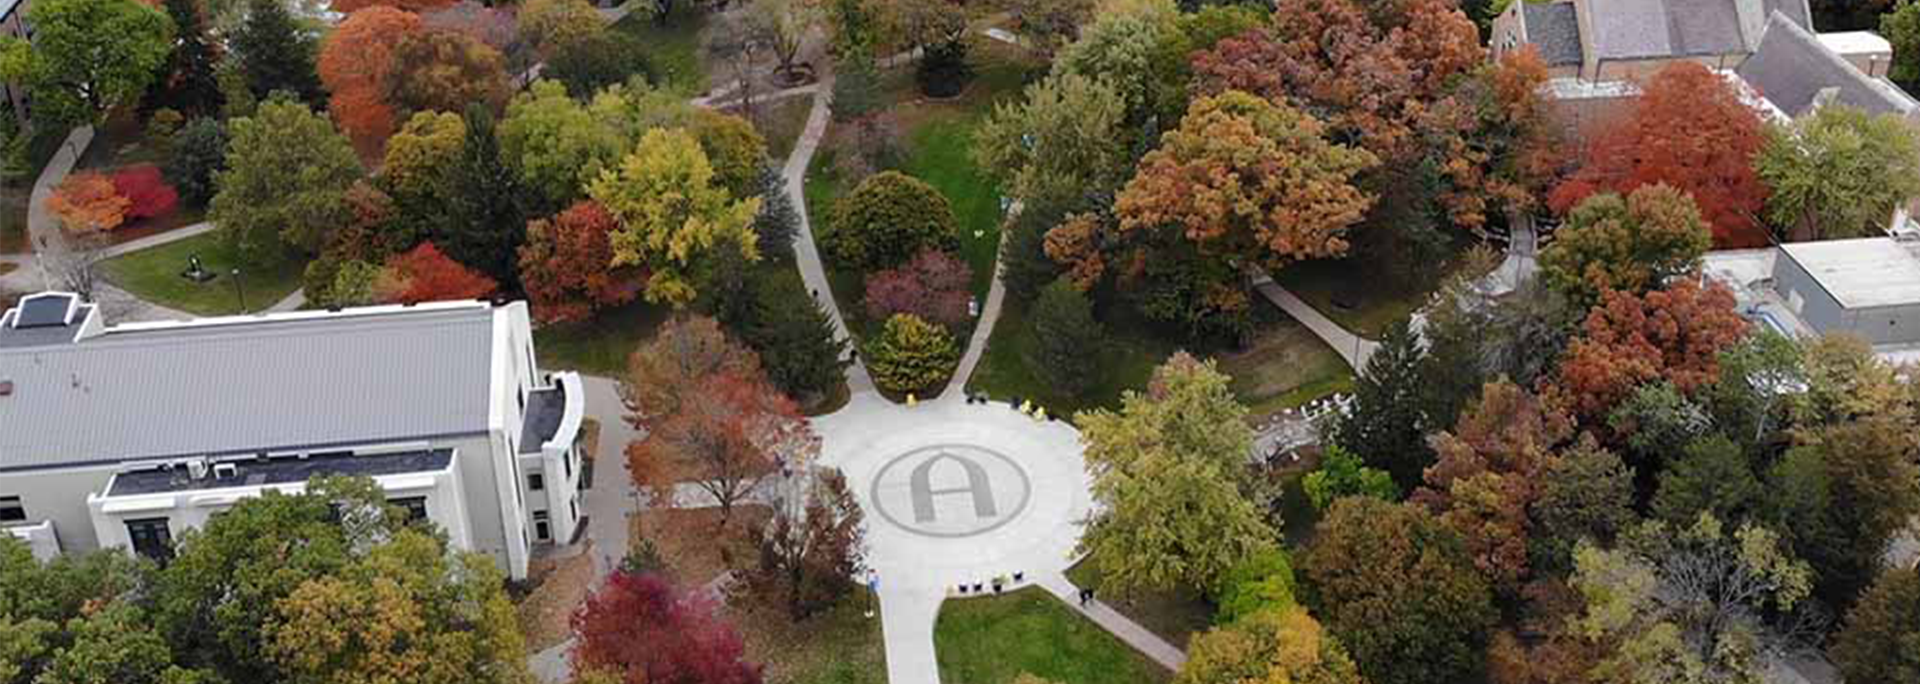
589,127 -> 761,308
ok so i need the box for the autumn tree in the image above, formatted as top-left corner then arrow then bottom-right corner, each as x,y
1415,47 -> 1563,231
1076,353 -> 1273,597
1549,62 -> 1770,247
827,171 -> 958,273
210,97 -> 364,264
1300,497 -> 1496,684
571,572 -> 764,684
1190,0 -> 1482,164
1775,417 -> 1920,610
691,110 -> 769,200
518,201 -> 637,324
1178,608 -> 1366,684
1540,184 -> 1712,308
384,30 -> 510,118
974,71 -> 1134,210
1025,279 -> 1101,396
1829,564 -> 1920,683
631,369 -> 811,526
1569,514 -> 1814,684
0,0 -> 173,126
864,313 -> 959,396
518,0 -> 603,56
590,127 -> 760,307
1791,333 -> 1913,426
112,163 -> 179,220
47,171 -> 130,232
743,469 -> 865,620
318,6 -> 423,146
330,0 -> 452,16
374,242 -> 498,303
862,248 -> 971,328
623,316 -> 763,422
1756,103 -> 1920,241
229,0 -> 321,104
1548,278 -> 1749,423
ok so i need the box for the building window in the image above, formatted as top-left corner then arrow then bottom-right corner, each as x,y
125,518 -> 173,561
0,496 -> 24,523
390,497 -> 428,523
533,511 -> 551,542
570,500 -> 578,524
528,473 -> 544,491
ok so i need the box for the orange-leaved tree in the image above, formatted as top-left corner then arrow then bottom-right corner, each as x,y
318,5 -> 424,146
1549,62 -> 1771,248
517,200 -> 637,324
329,0 -> 452,16
376,242 -> 498,304
46,171 -> 130,232
1546,278 -> 1749,422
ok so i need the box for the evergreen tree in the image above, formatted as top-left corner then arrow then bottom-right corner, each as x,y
440,104 -> 529,289
829,51 -> 882,122
999,199 -> 1067,304
229,0 -> 320,104
743,276 -> 849,401
752,165 -> 798,254
164,117 -> 225,207
1026,279 -> 1100,396
143,0 -> 223,117
1331,318 -> 1433,491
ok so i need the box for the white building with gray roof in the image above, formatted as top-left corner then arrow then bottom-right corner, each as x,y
0,292 -> 587,579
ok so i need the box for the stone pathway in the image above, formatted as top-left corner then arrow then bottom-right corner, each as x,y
1250,274 -> 1380,372
1033,571 -> 1186,670
96,221 -> 215,259
781,69 -> 876,394
944,257 -> 1004,398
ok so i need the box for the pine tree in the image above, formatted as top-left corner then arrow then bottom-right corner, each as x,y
752,165 -> 798,254
1026,278 -> 1100,395
143,0 -> 224,117
1331,318 -> 1434,491
744,276 -> 849,400
229,0 -> 320,104
440,104 -> 529,289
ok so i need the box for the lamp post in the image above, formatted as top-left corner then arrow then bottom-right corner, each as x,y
230,268 -> 247,312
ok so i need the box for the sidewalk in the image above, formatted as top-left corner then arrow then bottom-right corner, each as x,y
1033,571 -> 1187,671
780,72 -> 876,394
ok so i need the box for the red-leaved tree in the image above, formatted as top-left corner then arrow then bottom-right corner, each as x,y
330,0 -> 453,15
1547,278 -> 1749,422
110,164 -> 179,220
519,201 -> 639,324
1549,62 -> 1771,248
628,370 -> 815,527
862,248 -> 972,328
571,572 -> 764,684
318,6 -> 424,146
377,242 -> 498,304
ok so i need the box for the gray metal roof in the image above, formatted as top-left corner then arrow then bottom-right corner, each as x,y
1522,2 -> 1584,66
107,449 -> 455,496
0,303 -> 500,472
1779,237 -> 1920,309
1739,11 -> 1918,117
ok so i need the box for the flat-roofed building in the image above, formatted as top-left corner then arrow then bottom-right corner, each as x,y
0,292 -> 588,579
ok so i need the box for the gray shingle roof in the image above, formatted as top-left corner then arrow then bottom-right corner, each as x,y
1522,2 -> 1584,66
0,303 -> 499,472
1738,11 -> 1918,117
1580,0 -> 1812,60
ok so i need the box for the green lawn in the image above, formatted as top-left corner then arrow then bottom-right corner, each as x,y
610,5 -> 709,95
1214,318 -> 1356,419
533,298 -> 672,377
935,588 -> 1171,684
1270,240 -> 1481,339
965,301 -> 1177,419
100,231 -> 306,316
1064,561 -> 1215,651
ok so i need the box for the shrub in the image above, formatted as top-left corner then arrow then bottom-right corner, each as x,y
1026,278 -> 1100,395
46,172 -> 129,232
862,248 -> 971,327
827,171 -> 958,272
165,117 -> 227,207
377,242 -> 499,304
1211,547 -> 1297,625
1300,445 -> 1397,512
916,38 -> 973,98
111,164 -> 180,220
866,313 -> 959,396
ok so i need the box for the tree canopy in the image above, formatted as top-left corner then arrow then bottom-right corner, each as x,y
0,0 -> 174,126
1539,183 -> 1712,307
590,127 -> 761,307
210,97 -> 363,263
1756,103 -> 1920,242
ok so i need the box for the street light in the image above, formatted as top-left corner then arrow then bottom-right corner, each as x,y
230,268 -> 247,312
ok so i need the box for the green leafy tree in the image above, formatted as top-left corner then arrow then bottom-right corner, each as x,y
500,80 -> 644,212
1076,353 -> 1272,596
1540,184 -> 1712,307
1782,417 -> 1920,609
1650,435 -> 1762,526
1829,564 -> 1920,683
1050,0 -> 1184,123
210,97 -> 363,264
543,31 -> 654,98
1757,103 -> 1920,242
0,0 -> 173,126
228,0 -> 320,104
1528,438 -> 1638,576
998,199 -> 1067,303
692,109 -> 768,200
829,51 -> 883,122
165,117 -> 225,207
827,171 -> 959,272
1210,548 -> 1296,625
1570,513 -> 1813,684
1025,279 -> 1101,396
1300,497 -> 1496,684
975,72 -> 1133,209
589,127 -> 761,307
1331,319 -> 1434,490
38,603 -> 195,684
864,312 -> 957,396
1887,0 -> 1920,85
518,0 -> 604,56
1301,445 -> 1397,512
440,104 -> 531,286
1702,330 -> 1804,449
751,166 -> 799,253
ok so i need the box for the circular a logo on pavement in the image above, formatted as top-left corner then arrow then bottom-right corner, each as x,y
869,444 -> 1033,539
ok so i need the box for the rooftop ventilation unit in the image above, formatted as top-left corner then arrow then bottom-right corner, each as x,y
212,463 -> 238,480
